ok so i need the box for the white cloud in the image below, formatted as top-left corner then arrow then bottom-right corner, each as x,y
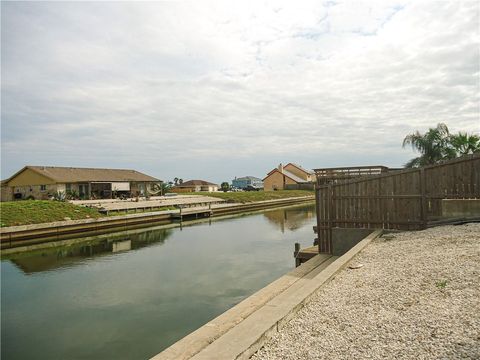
1,1 -> 479,182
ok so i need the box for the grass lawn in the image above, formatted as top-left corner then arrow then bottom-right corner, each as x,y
0,191 -> 314,227
0,201 -> 103,227
175,190 -> 314,203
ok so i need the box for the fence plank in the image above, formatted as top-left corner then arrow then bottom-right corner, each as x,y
315,154 -> 480,253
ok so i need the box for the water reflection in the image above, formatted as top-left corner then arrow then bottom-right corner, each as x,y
263,205 -> 316,232
2,204 -> 316,360
10,228 -> 173,274
7,205 -> 316,275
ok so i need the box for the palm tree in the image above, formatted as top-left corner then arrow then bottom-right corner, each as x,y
402,123 -> 452,168
449,132 -> 480,156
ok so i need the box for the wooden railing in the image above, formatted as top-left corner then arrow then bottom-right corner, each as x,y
315,154 -> 480,253
313,165 -> 395,185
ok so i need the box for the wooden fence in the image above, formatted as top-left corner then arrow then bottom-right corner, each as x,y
313,165 -> 393,185
315,154 -> 480,253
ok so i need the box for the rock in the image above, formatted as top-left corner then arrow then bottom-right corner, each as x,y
348,263 -> 364,269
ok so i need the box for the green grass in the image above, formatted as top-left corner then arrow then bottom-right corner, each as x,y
175,190 -> 314,203
0,190 -> 315,227
0,201 -> 104,227
435,280 -> 448,289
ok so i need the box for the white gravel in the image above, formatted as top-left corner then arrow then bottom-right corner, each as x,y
253,223 -> 480,360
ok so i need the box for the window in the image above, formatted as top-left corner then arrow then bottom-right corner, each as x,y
66,183 -> 72,192
40,185 -> 47,191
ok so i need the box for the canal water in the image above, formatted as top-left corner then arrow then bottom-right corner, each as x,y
1,204 -> 316,360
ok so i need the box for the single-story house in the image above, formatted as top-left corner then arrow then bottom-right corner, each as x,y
172,180 -> 219,192
263,163 -> 314,191
0,166 -> 162,201
231,176 -> 264,189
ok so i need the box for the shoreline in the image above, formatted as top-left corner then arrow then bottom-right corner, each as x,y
1,196 -> 314,254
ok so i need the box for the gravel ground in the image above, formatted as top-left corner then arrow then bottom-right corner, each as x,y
253,223 -> 480,360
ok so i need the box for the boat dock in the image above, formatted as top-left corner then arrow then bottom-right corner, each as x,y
294,244 -> 318,267
72,195 -> 225,215
172,206 -> 213,221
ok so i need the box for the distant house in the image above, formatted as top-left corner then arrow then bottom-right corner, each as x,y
231,176 -> 264,189
0,166 -> 161,201
263,163 -> 314,191
172,180 -> 219,192
283,163 -> 315,182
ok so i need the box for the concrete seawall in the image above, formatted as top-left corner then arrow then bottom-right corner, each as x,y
152,230 -> 383,359
1,196 -> 314,250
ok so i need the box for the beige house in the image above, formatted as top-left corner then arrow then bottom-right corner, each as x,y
263,163 -> 314,191
172,180 -> 219,192
1,166 -> 161,201
283,163 -> 314,182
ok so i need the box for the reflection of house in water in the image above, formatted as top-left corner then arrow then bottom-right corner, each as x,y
10,228 -> 173,274
112,240 -> 131,253
263,206 -> 315,233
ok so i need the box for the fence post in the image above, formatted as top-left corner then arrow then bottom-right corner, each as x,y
315,183 -> 321,253
327,183 -> 334,254
420,168 -> 427,229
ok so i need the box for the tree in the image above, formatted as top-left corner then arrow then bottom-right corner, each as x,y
178,179 -> 183,185
403,123 -> 480,168
449,132 -> 480,157
173,177 -> 179,186
402,123 -> 452,168
161,182 -> 172,194
221,182 -> 230,192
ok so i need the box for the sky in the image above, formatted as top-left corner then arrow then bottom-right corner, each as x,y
1,1 -> 479,184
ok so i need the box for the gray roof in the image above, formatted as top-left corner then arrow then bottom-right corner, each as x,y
287,163 -> 314,175
283,169 -> 309,183
176,180 -> 219,187
234,176 -> 263,181
4,166 -> 160,183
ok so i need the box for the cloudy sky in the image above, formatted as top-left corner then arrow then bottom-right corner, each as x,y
1,1 -> 479,183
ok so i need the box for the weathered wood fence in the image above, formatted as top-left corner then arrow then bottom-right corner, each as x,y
315,154 -> 480,253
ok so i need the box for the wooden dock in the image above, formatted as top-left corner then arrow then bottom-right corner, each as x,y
294,243 -> 319,267
73,195 -> 225,215
172,207 -> 213,221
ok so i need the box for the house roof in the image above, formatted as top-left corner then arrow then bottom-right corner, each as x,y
285,163 -> 314,175
263,169 -> 309,183
234,176 -> 263,181
283,169 -> 309,183
3,166 -> 160,184
176,180 -> 219,187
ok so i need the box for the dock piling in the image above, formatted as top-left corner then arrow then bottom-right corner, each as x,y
294,242 -> 301,267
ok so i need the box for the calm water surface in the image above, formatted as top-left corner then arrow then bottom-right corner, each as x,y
1,204 -> 316,360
